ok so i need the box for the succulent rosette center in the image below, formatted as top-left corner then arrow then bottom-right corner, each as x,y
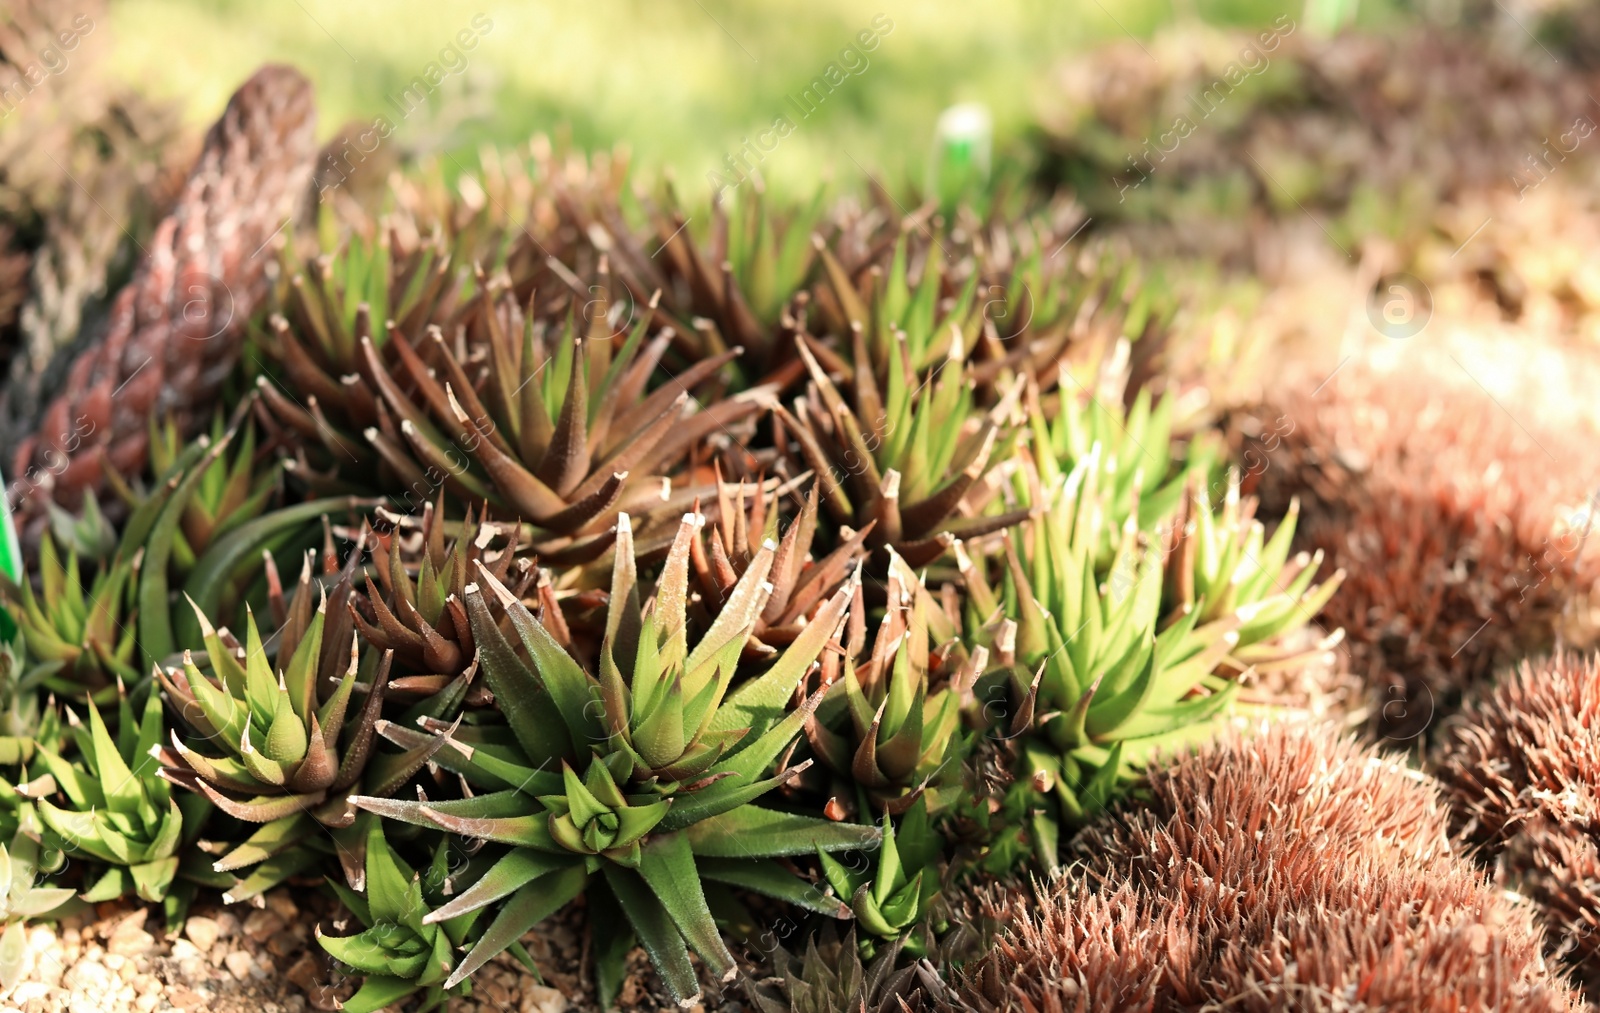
540,757 -> 668,865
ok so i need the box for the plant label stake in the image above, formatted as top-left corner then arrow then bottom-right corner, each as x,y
0,469 -> 18,639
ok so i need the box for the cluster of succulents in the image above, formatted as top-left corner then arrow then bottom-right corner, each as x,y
14,33 -> 1600,1013
0,64 -> 1351,1003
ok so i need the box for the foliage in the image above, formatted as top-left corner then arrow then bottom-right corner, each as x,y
803,551 -> 974,818
0,112 -> 1387,1011
34,691 -> 202,908
0,803 -> 76,989
317,822 -> 487,1013
353,512 -> 875,1006
950,388 -> 1340,858
818,800 -> 945,958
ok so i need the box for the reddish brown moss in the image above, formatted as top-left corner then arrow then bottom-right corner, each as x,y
1436,651 -> 1600,987
960,724 -> 1580,1012
1240,361 -> 1600,740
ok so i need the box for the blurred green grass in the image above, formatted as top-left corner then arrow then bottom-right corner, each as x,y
106,0 -> 1389,201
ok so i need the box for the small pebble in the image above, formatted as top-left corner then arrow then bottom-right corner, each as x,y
520,983 -> 570,1013
244,910 -> 285,943
284,952 -> 322,993
481,978 -> 512,1006
266,892 -> 299,920
183,916 -> 220,953
267,930 -> 299,958
223,950 -> 255,982
63,960 -> 112,993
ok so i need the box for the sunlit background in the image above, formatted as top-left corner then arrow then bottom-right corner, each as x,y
107,0 -> 1397,198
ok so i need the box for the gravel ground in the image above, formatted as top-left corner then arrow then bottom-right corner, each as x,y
0,889 -> 757,1013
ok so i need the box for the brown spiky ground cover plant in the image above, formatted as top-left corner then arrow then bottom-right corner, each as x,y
1436,651 -> 1600,990
961,723 -> 1581,1012
1240,358 -> 1600,740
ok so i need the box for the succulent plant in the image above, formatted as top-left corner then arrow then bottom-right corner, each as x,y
818,799 -> 945,958
958,430 -> 1340,856
803,550 -> 976,818
959,724 -> 1580,1013
643,184 -> 827,381
33,689 -> 210,910
26,408 -> 364,692
1161,478 -> 1345,673
145,413 -> 284,572
774,338 -> 1026,567
317,822 -> 487,1013
964,484 -> 1234,834
260,229 -> 765,559
354,511 -> 876,1007
351,501 -> 534,688
42,494 -> 119,565
0,802 -> 77,989
810,227 -> 1076,390
687,477 -> 871,655
155,548 -> 445,901
745,925 -> 964,1013
254,232 -> 487,485
0,530 -> 139,700
1027,383 -> 1196,550
9,65 -> 316,524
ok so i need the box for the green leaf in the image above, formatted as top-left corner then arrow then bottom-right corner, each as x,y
587,881 -> 635,1013
714,575 -> 856,735
262,692 -> 309,766
222,845 -> 323,905
420,807 -> 559,851
363,823 -> 416,927
686,807 -> 878,858
444,866 -> 587,989
319,926 -> 426,978
281,602 -> 326,722
465,573 -> 593,755
129,856 -> 179,903
350,790 -> 528,827
340,975 -> 422,1013
182,496 -> 371,638
601,865 -> 700,1005
872,811 -> 902,908
85,698 -> 141,816
637,833 -> 735,981
698,857 -> 851,917
681,542 -> 773,696
81,865 -> 132,903
424,849 -> 575,924
141,434 -> 232,669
